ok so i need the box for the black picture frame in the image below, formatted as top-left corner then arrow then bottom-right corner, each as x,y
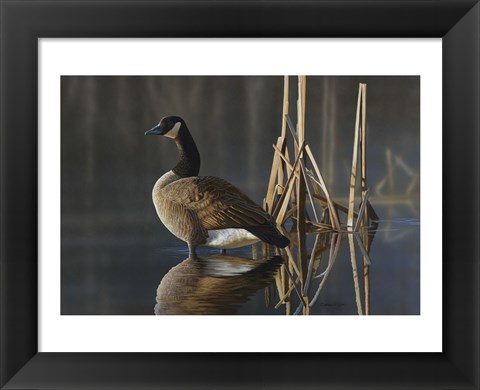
1,0 -> 479,389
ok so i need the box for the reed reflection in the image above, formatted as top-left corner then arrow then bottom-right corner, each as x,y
155,255 -> 284,315
269,223 -> 378,315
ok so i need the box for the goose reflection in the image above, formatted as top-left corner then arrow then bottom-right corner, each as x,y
155,254 -> 284,315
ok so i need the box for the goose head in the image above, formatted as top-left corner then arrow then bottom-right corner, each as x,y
145,115 -> 184,139
145,115 -> 201,178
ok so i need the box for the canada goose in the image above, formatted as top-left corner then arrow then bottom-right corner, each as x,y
145,115 -> 290,258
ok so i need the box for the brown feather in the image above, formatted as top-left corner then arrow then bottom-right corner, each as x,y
159,176 -> 274,231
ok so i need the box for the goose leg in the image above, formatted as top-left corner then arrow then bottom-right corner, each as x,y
188,242 -> 198,259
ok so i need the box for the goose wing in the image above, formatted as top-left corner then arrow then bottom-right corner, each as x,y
160,176 -> 274,230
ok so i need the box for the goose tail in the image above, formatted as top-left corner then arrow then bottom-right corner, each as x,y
246,226 -> 290,248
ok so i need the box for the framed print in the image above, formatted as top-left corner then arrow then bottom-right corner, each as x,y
40,41 -> 439,354
1,1 -> 479,389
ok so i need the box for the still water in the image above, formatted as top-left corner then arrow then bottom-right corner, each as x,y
61,204 -> 420,315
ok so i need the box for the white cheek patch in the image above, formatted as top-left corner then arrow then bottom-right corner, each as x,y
164,122 -> 181,139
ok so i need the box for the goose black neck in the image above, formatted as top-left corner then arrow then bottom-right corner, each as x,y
172,124 -> 200,178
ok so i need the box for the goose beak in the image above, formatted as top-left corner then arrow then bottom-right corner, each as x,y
145,124 -> 162,135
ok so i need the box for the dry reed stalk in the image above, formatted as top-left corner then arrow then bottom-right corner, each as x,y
347,85 -> 362,229
273,183 -> 285,193
302,296 -> 310,315
281,76 -> 289,138
353,233 -> 372,266
305,229 -> 330,236
261,77 -> 296,314
310,191 -> 359,218
282,205 -> 298,224
273,142 -> 306,223
277,162 -> 284,196
354,188 -> 371,232
266,76 -> 290,210
284,117 -> 300,206
286,115 -> 299,146
296,76 -> 308,288
290,171 -> 328,228
309,233 -> 342,307
285,301 -> 291,315
286,256 -> 294,315
274,174 -> 296,225
272,144 -> 297,176
363,260 -> 370,315
301,169 -> 320,223
298,76 -> 306,149
312,240 -> 330,261
299,219 -> 332,231
354,233 -> 370,315
263,77 -> 376,316
266,137 -> 286,210
362,245 -> 371,315
362,230 -> 372,315
303,234 -> 321,294
310,242 -> 327,285
348,233 -> 363,315
284,115 -> 321,223
302,76 -> 307,117
296,178 -> 308,287
360,84 -> 368,223
284,245 -> 302,278
360,83 -> 370,315
305,145 -> 340,229
298,160 -> 322,224
276,272 -> 286,306
274,275 -> 301,308
283,146 -> 293,177
283,264 -> 307,309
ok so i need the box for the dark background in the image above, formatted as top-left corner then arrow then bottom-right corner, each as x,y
61,76 -> 420,314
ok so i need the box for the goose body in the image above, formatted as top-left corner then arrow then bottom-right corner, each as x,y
146,116 -> 289,257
